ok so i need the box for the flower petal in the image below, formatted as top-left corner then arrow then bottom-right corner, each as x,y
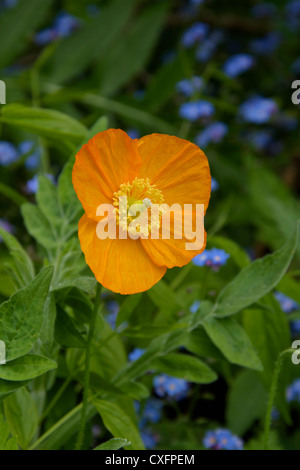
78,214 -> 166,294
138,133 -> 211,209
73,129 -> 142,221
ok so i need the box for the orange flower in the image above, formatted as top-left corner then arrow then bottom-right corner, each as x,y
72,129 -> 211,295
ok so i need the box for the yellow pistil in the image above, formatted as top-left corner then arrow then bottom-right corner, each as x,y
113,177 -> 165,236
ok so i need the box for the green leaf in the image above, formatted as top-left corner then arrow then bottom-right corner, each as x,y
57,157 -> 82,223
94,438 -> 130,451
0,267 -> 54,362
30,402 -> 97,450
153,353 -> 217,384
147,280 -> 183,317
46,0 -> 139,84
98,4 -> 168,96
55,307 -> 86,349
0,354 -> 57,381
0,105 -> 87,148
116,293 -> 142,327
36,175 -> 62,226
4,387 -> 38,449
21,203 -> 56,249
0,0 -> 52,69
0,412 -> 18,450
93,399 -> 144,450
184,327 -> 225,360
0,227 -> 35,287
0,379 -> 29,400
226,371 -> 268,435
202,316 -> 263,371
213,221 -> 300,317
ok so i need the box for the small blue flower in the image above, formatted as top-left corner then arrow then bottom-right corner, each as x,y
128,348 -> 145,362
190,300 -> 201,314
223,54 -> 255,78
34,29 -> 58,46
286,0 -> 300,17
19,141 -> 41,170
105,300 -> 120,329
181,22 -> 209,48
127,129 -> 140,140
179,100 -> 214,121
271,407 -> 280,421
211,177 -> 219,192
141,429 -> 159,449
54,12 -> 80,38
2,0 -> 18,9
203,428 -> 243,450
195,30 -> 223,63
250,32 -> 281,56
143,398 -> 163,424
286,379 -> 300,403
176,76 -> 204,97
0,219 -> 15,241
193,248 -> 230,270
195,122 -> 228,148
274,292 -> 299,313
248,130 -> 273,151
240,96 -> 278,124
25,174 -> 55,194
153,374 -> 189,400
0,141 -> 19,166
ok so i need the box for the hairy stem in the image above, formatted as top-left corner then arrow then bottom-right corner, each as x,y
76,283 -> 102,450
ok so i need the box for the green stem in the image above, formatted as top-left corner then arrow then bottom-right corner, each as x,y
263,349 -> 293,450
76,283 -> 102,450
0,181 -> 27,206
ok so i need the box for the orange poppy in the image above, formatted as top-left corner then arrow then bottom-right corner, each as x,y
72,129 -> 211,295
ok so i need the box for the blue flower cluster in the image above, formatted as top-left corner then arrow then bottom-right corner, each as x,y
286,379 -> 300,403
176,76 -> 204,97
250,32 -> 281,56
153,374 -> 189,400
135,398 -> 163,449
35,12 -> 81,46
193,248 -> 230,270
203,429 -> 244,450
179,100 -> 215,122
195,122 -> 228,148
239,97 -> 278,124
0,140 -> 40,168
181,22 -> 209,48
223,54 -> 255,78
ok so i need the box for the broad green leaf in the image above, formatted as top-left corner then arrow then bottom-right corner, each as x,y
0,267 -> 53,362
0,0 -> 52,69
202,316 -> 263,371
86,116 -> 109,141
94,438 -> 130,451
93,399 -> 144,450
213,222 -> 300,317
226,371 -> 268,435
147,280 -> 183,317
40,294 -> 57,346
184,327 -> 225,360
0,412 -> 18,450
4,387 -> 38,449
0,105 -> 87,148
21,203 -> 56,249
0,227 -> 35,288
57,157 -> 82,223
153,353 -> 217,384
54,307 -> 86,349
0,354 -> 57,381
98,4 -> 168,96
46,0 -> 139,84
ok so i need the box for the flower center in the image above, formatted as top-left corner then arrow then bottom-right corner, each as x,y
113,177 -> 164,236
